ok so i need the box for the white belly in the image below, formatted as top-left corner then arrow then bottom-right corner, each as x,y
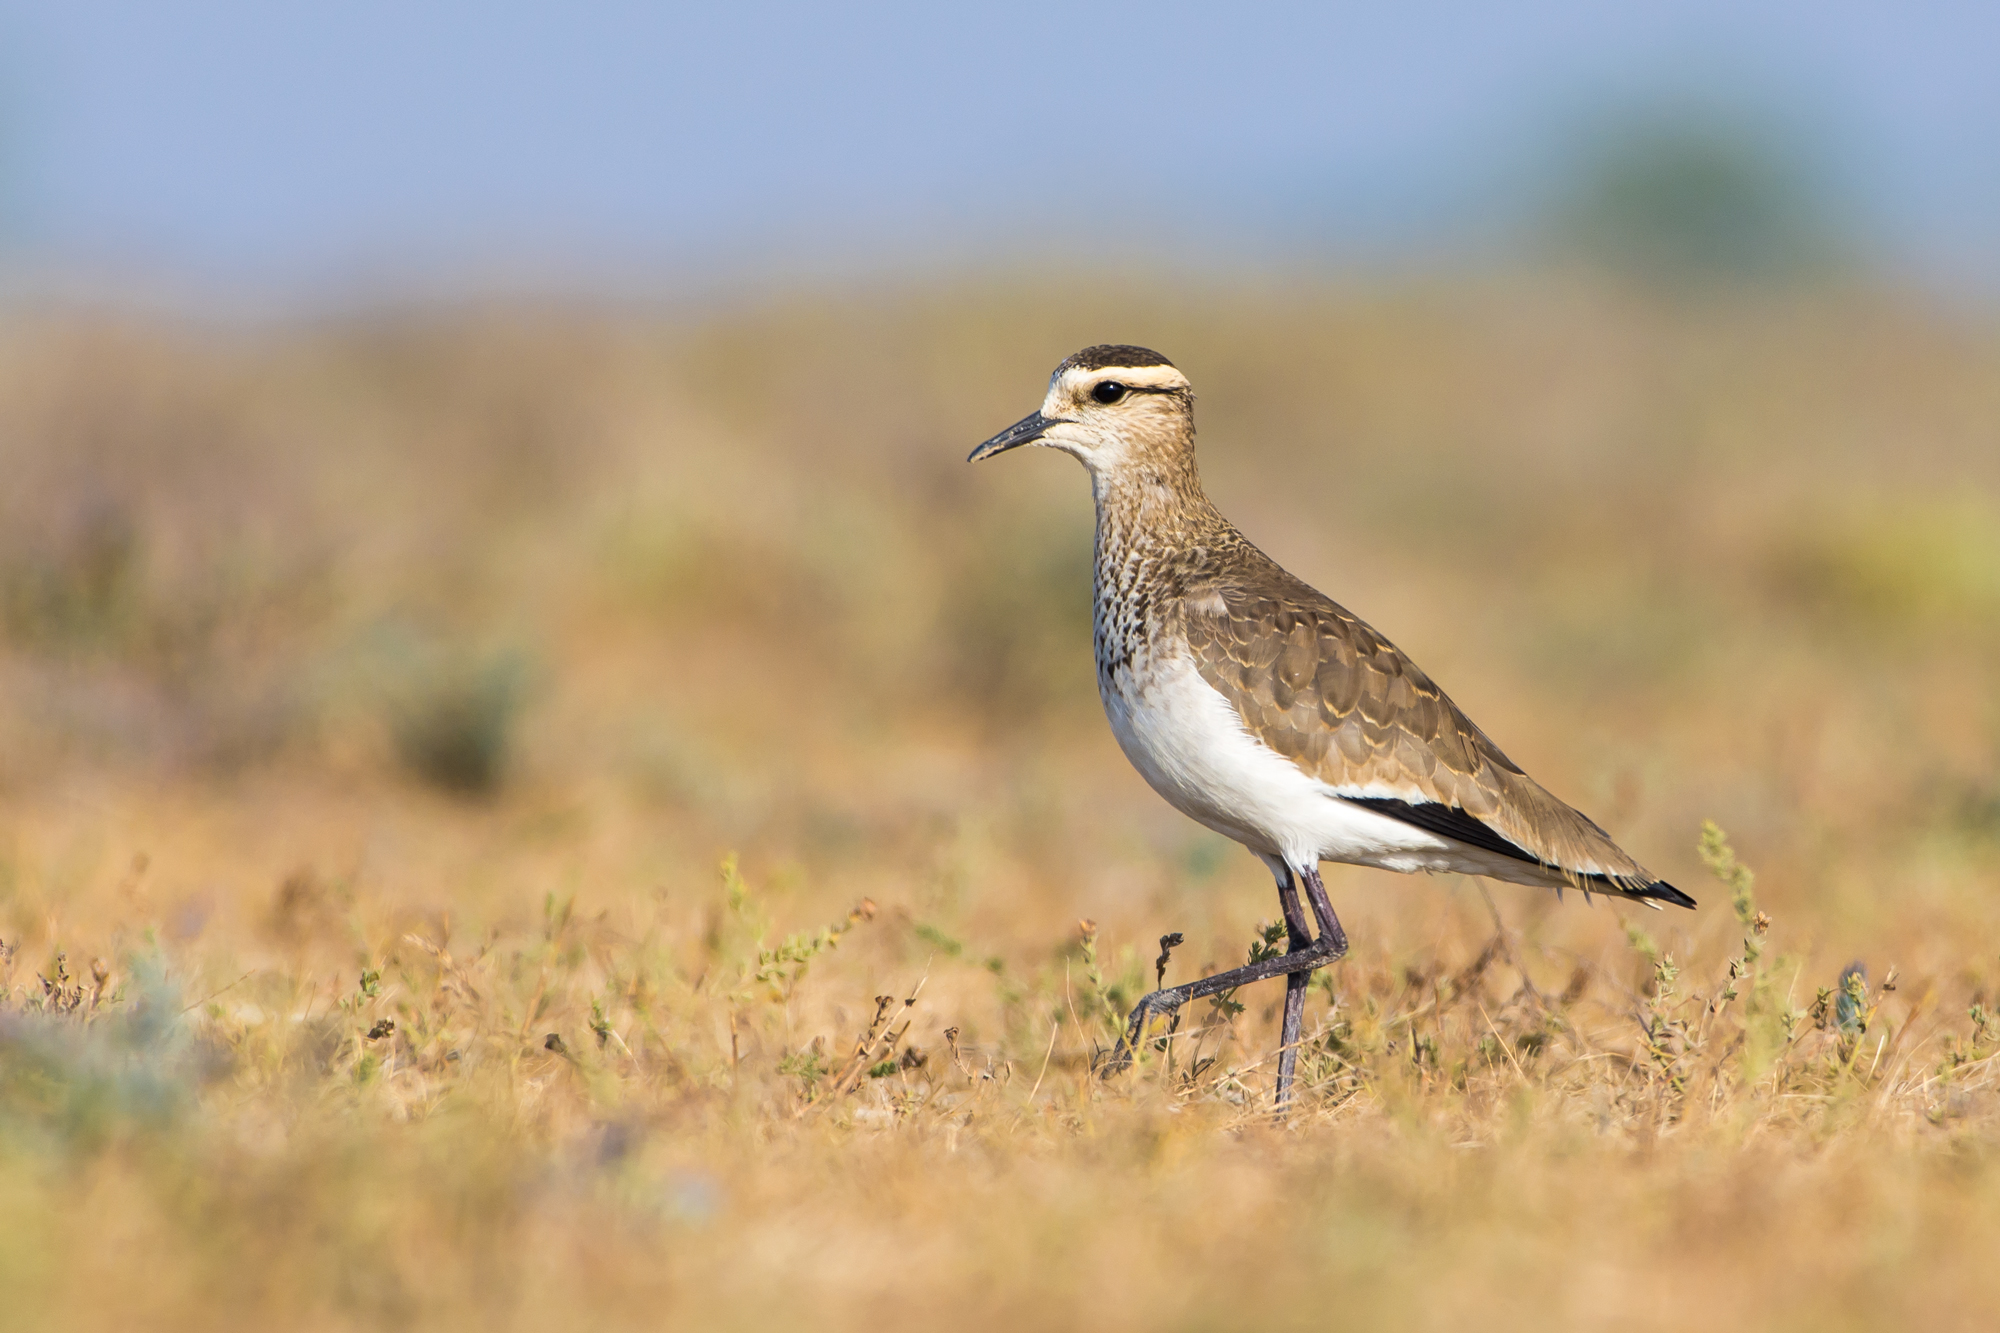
1100,654 -> 1559,885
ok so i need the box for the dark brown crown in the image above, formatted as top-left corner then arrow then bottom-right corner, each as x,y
1056,345 -> 1176,375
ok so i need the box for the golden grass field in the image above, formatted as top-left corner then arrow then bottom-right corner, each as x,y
3,275 -> 2000,1330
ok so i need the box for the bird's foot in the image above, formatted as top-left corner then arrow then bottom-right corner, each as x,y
1099,933 -> 1346,1081
1096,986 -> 1191,1078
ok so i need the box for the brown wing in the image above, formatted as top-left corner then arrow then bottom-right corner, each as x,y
1181,552 -> 1667,894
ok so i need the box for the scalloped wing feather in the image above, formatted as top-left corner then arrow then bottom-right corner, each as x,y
1179,556 -> 1663,895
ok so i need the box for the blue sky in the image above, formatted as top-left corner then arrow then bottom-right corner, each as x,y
3,1 -> 1997,297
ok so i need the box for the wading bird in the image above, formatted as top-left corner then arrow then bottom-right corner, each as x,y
969,345 -> 1693,1110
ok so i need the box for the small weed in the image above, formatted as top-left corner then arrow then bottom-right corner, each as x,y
713,854 -> 877,1005
1073,919 -> 1143,1040
778,1039 -> 828,1090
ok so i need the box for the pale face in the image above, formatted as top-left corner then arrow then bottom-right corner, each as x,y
1036,363 -> 1191,468
969,360 -> 1193,472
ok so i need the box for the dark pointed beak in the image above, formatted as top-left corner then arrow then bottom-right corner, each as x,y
968,410 -> 1062,462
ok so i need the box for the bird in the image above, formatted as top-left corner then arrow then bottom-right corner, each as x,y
968,344 -> 1693,1110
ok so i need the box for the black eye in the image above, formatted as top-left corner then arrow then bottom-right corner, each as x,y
1092,381 -> 1128,404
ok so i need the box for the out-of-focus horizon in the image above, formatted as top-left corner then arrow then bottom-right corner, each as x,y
2,1 -> 1997,305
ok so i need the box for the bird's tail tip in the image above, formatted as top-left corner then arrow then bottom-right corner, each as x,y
1635,878 -> 1697,910
1572,871 -> 1698,910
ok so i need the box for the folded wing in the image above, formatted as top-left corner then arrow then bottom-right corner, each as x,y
1180,549 -> 1691,907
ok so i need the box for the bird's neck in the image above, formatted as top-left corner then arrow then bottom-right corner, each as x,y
1093,457 -> 1213,534
1089,451 -> 1230,623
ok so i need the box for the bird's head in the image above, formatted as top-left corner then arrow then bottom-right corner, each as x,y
968,345 -> 1194,479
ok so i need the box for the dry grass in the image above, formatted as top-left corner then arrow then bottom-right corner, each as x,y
3,276 -> 2000,1330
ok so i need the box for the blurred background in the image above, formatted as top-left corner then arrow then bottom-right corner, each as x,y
3,2 -> 1999,299
1,0 -> 1997,959
3,4 -> 2000,1327
3,0 -> 1999,950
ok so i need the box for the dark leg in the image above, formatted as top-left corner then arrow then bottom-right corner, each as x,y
1299,864 -> 1348,957
1275,866 -> 1313,1112
1101,861 -> 1349,1086
1279,866 -> 1350,1112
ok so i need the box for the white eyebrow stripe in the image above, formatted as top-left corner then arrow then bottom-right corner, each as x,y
1054,363 -> 1191,394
